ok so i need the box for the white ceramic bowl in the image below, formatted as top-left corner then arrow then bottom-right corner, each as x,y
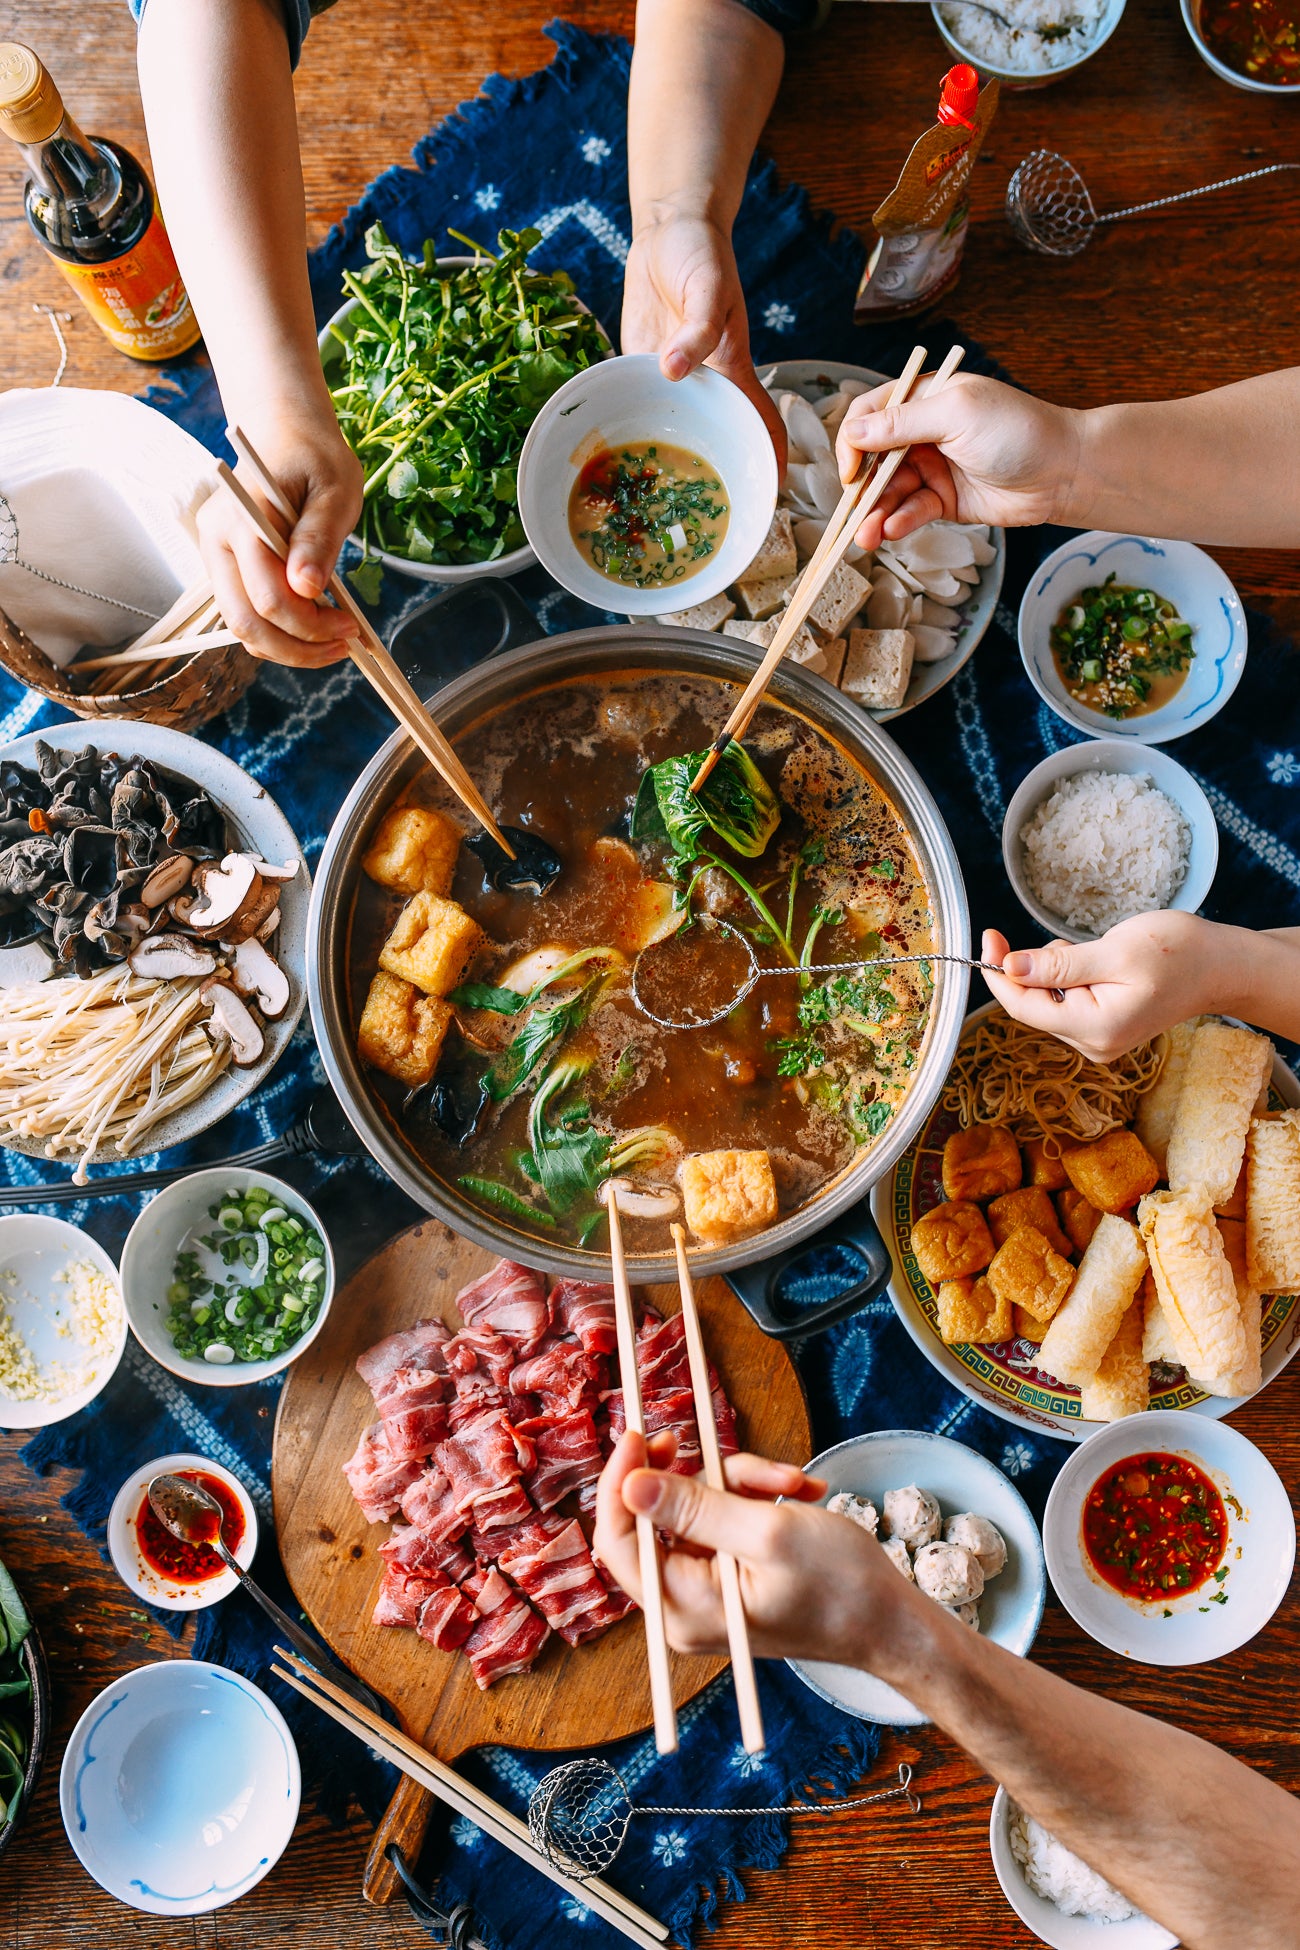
0,1215 -> 125,1429
1043,1410 -> 1295,1665
107,1450 -> 259,1612
1001,737 -> 1219,943
0,717 -> 309,1168
786,1429 -> 1046,1726
1180,0 -> 1300,91
1018,532 -> 1247,743
318,258 -> 610,583
930,0 -> 1126,87
989,1786 -> 1178,1949
120,1167 -> 334,1387
61,1660 -> 299,1914
517,354 -> 779,615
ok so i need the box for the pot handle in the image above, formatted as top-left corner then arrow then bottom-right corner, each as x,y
387,580 -> 545,700
723,1200 -> 892,1340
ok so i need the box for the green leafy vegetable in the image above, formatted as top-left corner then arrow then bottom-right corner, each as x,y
646,743 -> 779,861
0,1565 -> 27,1663
0,1559 -> 31,1829
458,1176 -> 557,1226
327,223 -> 608,570
450,982 -> 530,1016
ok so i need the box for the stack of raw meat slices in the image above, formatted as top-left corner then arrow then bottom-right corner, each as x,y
343,1258 -> 740,1689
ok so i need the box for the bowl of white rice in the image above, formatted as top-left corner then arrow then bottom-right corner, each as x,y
990,1786 -> 1177,1947
1002,740 -> 1218,943
931,0 -> 1126,86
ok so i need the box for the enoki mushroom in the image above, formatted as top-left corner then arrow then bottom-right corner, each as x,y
0,968 -> 231,1180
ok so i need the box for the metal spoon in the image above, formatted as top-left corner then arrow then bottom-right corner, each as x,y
146,1472 -> 385,1716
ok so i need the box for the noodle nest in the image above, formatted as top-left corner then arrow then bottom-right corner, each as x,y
943,1010 -> 1165,1148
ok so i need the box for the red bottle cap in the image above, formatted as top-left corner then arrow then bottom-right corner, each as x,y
937,64 -> 979,132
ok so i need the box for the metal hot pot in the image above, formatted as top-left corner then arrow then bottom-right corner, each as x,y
308,583 -> 970,1338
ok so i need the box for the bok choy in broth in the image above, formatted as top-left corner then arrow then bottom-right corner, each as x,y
349,671 -> 936,1254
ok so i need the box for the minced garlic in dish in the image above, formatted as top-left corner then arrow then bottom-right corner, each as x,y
0,1258 -> 122,1402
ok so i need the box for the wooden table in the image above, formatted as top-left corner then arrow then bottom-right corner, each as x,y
1,5 -> 1298,1945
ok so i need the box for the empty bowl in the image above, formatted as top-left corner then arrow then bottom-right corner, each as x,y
1019,532 -> 1247,743
120,1168 -> 334,1387
786,1429 -> 1046,1726
517,354 -> 779,614
1002,739 -> 1219,943
61,1660 -> 300,1914
1043,1410 -> 1295,1665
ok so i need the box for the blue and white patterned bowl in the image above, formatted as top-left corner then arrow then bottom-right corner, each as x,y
60,1661 -> 300,1915
1018,533 -> 1247,744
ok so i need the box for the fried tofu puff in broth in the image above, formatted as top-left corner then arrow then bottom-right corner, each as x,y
349,672 -> 936,1254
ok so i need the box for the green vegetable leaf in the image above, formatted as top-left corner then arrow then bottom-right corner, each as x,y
641,743 -> 780,862
0,1566 -> 29,1662
458,1176 -> 557,1226
871,859 -> 898,881
484,981 -> 599,1100
450,982 -> 529,1016
388,458 -> 420,500
346,557 -> 385,605
629,767 -> 669,844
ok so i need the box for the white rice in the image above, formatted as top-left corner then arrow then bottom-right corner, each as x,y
1008,1801 -> 1148,1924
1020,770 -> 1190,936
938,0 -> 1108,73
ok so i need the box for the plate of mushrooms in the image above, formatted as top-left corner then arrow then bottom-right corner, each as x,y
0,721 -> 309,1177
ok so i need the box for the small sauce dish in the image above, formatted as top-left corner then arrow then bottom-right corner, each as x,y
107,1451 -> 258,1613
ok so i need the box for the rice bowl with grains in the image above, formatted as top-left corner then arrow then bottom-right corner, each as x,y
935,0 -> 1120,74
1019,772 -> 1190,936
1009,1801 -> 1146,1923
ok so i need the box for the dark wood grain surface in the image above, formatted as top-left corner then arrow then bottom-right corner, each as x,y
1,4 -> 1299,1944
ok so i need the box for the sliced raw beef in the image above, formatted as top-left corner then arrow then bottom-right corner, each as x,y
342,1422 -> 425,1523
468,1477 -> 536,1535
381,1399 -> 451,1464
445,1326 -> 518,1390
356,1319 -> 450,1398
517,1408 -> 604,1512
399,1466 -> 471,1546
373,1364 -> 452,1418
380,1524 -> 473,1584
455,1260 -> 550,1353
604,1388 -> 703,1474
435,1414 -> 530,1517
548,1279 -> 617,1357
416,1581 -> 478,1652
469,1510 -> 567,1563
509,1336 -> 603,1413
712,1382 -> 739,1458
463,1567 -> 550,1688
575,1479 -> 600,1522
636,1312 -> 691,1392
499,1519 -> 633,1646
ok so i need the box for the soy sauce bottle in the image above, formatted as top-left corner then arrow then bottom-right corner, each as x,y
0,42 -> 200,362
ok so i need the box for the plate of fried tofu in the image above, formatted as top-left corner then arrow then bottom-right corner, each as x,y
869,1003 -> 1300,1443
641,359 -> 1005,721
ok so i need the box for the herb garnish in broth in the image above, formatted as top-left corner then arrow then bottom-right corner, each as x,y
569,442 -> 729,588
1051,574 -> 1194,720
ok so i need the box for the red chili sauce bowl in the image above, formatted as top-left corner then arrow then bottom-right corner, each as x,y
134,1469 -> 247,1586
1082,1450 -> 1229,1604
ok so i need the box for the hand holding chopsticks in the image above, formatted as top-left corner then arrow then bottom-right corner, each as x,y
217,428 -> 516,859
691,343 -> 966,793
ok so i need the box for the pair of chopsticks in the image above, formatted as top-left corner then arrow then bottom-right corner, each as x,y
604,1193 -> 764,1756
272,1645 -> 667,1949
690,343 -> 966,793
219,427 -> 515,859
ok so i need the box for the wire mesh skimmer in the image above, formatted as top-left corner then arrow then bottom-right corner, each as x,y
1006,148 -> 1300,258
527,1758 -> 921,1880
631,915 -> 1003,1032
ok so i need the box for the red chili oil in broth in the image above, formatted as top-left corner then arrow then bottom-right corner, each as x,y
1082,1451 -> 1228,1601
135,1470 -> 245,1584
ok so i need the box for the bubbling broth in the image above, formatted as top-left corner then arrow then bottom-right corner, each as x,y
350,671 -> 937,1255
567,442 -> 729,589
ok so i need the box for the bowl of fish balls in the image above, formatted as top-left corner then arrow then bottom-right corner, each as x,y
786,1428 -> 1047,1726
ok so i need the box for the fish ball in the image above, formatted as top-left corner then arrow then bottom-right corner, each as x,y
879,1536 -> 914,1580
913,1541 -> 985,1605
826,1491 -> 879,1536
881,1484 -> 941,1548
942,1512 -> 1007,1580
940,1600 -> 981,1630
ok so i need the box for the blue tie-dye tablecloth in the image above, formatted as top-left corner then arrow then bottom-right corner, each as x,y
4,22 -> 1299,1948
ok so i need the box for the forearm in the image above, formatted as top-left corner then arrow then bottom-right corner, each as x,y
137,0 -> 331,424
1066,370 -> 1300,546
875,1597 -> 1300,1947
1226,924 -> 1300,1041
629,0 -> 783,230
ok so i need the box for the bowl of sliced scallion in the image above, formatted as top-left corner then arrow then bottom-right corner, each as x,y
120,1170 -> 335,1387
319,225 -> 611,596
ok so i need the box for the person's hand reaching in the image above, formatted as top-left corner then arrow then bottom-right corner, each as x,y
980,913 -> 1225,1062
834,373 -> 1083,551
593,1430 -> 920,1666
622,212 -> 786,466
197,402 -> 363,667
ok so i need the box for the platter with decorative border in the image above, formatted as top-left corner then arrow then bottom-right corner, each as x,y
869,1003 -> 1300,1443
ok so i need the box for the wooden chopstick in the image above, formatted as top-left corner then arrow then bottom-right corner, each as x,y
669,1223 -> 764,1755
271,1650 -> 667,1947
123,572 -> 214,653
75,630 -> 242,673
222,428 -> 516,860
690,343 -> 965,792
605,1186 -> 678,1755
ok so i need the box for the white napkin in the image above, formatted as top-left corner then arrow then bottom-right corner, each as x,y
0,388 -> 216,666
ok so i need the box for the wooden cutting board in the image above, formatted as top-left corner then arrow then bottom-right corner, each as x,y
272,1221 -> 811,1761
